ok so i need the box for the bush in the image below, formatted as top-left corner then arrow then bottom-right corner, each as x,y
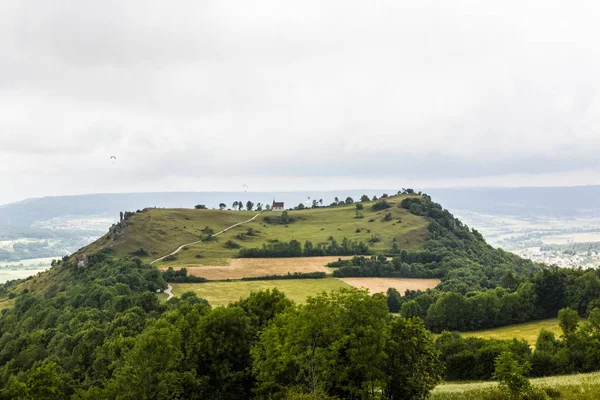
163,255 -> 177,262
264,211 -> 298,225
383,212 -> 393,221
162,267 -> 207,283
130,248 -> 149,257
372,200 -> 392,211
224,240 -> 241,249
355,203 -> 364,210
194,204 -> 207,209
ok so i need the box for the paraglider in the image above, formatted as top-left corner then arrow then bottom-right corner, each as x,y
110,156 -> 117,164
243,184 -> 248,192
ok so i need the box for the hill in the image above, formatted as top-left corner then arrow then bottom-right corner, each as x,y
4,191 -> 600,398
76,194 -> 429,267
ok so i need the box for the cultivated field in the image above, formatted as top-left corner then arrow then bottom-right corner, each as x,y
171,278 -> 351,306
432,371 -> 600,399
340,277 -> 440,294
164,256 -> 344,280
461,318 -> 562,345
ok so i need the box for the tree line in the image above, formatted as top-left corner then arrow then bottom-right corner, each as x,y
238,237 -> 371,258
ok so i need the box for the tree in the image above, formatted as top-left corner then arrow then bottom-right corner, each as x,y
319,199 -> 323,207
297,203 -> 306,210
345,197 -> 354,204
194,204 -> 207,209
232,201 -> 239,210
360,194 -> 370,202
256,203 -> 263,211
386,288 -> 402,312
238,201 -> 243,211
494,352 -> 534,398
23,361 -> 74,400
334,197 -> 339,203
383,317 -> 442,400
246,201 -> 254,211
219,203 -> 227,210
265,204 -> 271,211
356,203 -> 364,210
253,289 -> 389,399
312,200 -> 318,208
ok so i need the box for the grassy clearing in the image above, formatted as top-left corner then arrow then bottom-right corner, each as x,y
340,277 -> 440,294
432,371 -> 600,399
161,256 -> 344,280
80,195 -> 429,267
79,209 -> 257,264
461,318 -> 562,345
171,278 -> 351,306
0,298 -> 15,311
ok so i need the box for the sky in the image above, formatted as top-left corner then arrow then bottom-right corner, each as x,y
2,0 -> 600,205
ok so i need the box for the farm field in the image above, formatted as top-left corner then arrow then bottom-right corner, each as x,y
163,256 -> 344,280
340,277 -> 440,294
461,318 -> 562,345
171,278 -> 351,306
432,371 -> 600,399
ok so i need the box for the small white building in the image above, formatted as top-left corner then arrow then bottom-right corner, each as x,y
272,201 -> 285,211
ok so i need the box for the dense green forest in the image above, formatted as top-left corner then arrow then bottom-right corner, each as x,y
0,253 -> 441,399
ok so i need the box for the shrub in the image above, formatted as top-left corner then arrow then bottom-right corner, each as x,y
224,240 -> 241,249
372,200 -> 392,211
369,235 -> 382,244
355,203 -> 364,210
383,212 -> 393,221
163,255 -> 177,262
162,267 -> 207,283
355,211 -> 364,219
130,248 -> 149,257
194,204 -> 207,209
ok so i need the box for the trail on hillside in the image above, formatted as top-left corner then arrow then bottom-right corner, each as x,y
151,213 -> 260,300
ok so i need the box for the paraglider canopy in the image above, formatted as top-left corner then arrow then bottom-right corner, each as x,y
110,156 -> 117,164
243,184 -> 248,192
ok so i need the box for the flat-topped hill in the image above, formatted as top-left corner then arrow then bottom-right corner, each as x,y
77,194 -> 430,266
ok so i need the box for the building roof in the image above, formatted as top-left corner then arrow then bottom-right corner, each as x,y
272,201 -> 284,208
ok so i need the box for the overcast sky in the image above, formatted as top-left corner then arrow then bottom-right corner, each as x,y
2,0 -> 600,205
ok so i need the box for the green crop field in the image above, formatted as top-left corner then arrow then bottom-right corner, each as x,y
461,318 -> 562,345
432,371 -> 600,399
171,278 -> 352,306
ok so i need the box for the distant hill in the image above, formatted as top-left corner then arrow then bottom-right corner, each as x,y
426,185 -> 600,217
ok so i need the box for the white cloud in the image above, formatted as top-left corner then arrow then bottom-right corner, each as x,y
2,0 -> 600,204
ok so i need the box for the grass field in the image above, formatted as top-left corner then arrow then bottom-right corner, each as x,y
79,209 -> 258,265
432,371 -> 600,399
461,318 -> 562,345
340,277 -> 440,294
171,278 -> 352,306
162,256 -> 345,280
79,195 -> 429,267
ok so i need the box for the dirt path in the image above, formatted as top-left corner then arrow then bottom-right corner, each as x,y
164,283 -> 174,300
150,213 -> 260,299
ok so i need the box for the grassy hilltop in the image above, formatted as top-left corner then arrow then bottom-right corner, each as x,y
78,194 -> 429,266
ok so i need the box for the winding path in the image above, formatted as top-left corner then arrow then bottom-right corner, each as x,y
151,213 -> 260,300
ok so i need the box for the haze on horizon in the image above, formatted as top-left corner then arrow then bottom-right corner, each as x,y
2,0 -> 600,205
